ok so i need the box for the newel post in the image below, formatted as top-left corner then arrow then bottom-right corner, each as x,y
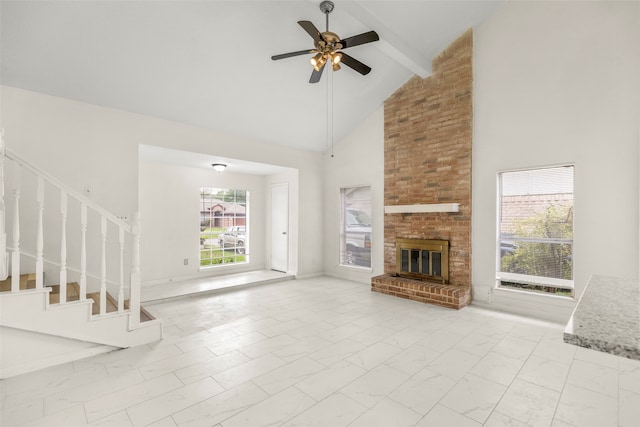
79,204 -> 87,300
0,130 -> 8,281
129,211 -> 141,328
99,216 -> 107,315
35,177 -> 44,289
117,226 -> 125,313
59,191 -> 68,303
11,162 -> 21,292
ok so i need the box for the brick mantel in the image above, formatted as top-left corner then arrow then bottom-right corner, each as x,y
373,29 -> 473,308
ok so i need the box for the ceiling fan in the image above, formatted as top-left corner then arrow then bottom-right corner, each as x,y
271,0 -> 379,83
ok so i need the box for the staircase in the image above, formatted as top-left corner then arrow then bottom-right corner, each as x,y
0,274 -> 154,320
0,132 -> 163,379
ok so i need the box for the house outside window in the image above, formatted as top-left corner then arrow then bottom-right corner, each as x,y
340,186 -> 372,268
497,165 -> 574,296
200,188 -> 249,267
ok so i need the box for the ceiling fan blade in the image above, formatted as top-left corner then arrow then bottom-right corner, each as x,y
309,64 -> 326,84
340,53 -> 372,75
339,31 -> 379,49
271,49 -> 316,61
298,20 -> 323,43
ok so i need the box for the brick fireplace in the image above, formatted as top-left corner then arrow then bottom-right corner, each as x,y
371,29 -> 473,310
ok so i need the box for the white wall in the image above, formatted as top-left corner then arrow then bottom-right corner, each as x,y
139,162 -> 268,283
323,106 -> 385,284
1,86 -> 325,279
473,1 -> 640,321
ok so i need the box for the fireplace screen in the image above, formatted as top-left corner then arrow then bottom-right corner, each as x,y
396,238 -> 449,283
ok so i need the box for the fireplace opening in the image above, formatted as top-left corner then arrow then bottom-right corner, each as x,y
396,238 -> 449,284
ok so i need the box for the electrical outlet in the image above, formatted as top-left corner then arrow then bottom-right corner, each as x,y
184,258 -> 188,265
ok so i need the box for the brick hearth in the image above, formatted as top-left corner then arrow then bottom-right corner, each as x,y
372,274 -> 471,310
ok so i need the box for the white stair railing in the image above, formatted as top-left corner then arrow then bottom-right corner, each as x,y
0,135 -> 141,326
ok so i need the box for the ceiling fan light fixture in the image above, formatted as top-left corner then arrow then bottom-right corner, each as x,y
310,52 -> 322,67
311,53 -> 327,71
211,163 -> 227,172
332,62 -> 341,71
332,52 -> 342,65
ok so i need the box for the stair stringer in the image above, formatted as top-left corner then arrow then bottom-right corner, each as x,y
0,326 -> 118,379
0,289 -> 163,348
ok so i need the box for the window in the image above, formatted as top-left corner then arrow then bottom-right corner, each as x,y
497,165 -> 574,296
340,186 -> 372,268
200,188 -> 249,267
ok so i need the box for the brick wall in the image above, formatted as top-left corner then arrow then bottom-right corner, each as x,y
382,29 -> 473,290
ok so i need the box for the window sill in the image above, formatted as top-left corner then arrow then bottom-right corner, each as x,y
199,261 -> 249,271
339,264 -> 373,273
493,285 -> 576,303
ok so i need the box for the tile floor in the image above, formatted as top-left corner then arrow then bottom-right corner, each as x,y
1,276 -> 639,427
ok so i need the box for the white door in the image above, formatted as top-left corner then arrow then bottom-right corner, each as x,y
271,183 -> 289,272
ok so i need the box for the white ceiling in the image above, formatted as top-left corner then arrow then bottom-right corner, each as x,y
139,144 -> 293,176
1,1 -> 502,153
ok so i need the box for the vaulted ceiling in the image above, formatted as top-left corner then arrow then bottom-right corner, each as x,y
1,1 -> 502,152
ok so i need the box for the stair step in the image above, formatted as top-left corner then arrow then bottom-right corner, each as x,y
48,282 -> 81,304
0,273 -> 37,292
86,291 -> 121,315
139,306 -> 155,323
1,274 -> 155,322
86,291 -> 154,322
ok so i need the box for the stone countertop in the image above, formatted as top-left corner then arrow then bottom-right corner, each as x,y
564,275 -> 640,360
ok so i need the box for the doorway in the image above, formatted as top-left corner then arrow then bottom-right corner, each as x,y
271,183 -> 289,272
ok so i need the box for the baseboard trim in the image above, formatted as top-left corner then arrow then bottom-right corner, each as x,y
294,272 -> 324,280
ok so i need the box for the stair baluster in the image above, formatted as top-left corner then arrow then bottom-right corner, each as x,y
117,226 -> 124,312
99,215 -> 107,315
35,176 -> 44,289
79,203 -> 87,300
59,191 -> 67,303
11,163 -> 21,293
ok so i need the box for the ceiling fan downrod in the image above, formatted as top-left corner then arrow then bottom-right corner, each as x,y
319,1 -> 334,32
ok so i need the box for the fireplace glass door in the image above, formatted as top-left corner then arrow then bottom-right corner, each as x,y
396,239 -> 449,283
400,249 -> 441,277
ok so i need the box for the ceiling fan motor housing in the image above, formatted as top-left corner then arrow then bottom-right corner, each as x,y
315,32 -> 342,53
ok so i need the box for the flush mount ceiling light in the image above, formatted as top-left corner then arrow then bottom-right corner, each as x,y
211,163 -> 227,172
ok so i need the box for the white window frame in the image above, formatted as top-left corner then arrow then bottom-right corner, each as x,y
339,186 -> 372,270
496,165 -> 575,294
199,188 -> 249,268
